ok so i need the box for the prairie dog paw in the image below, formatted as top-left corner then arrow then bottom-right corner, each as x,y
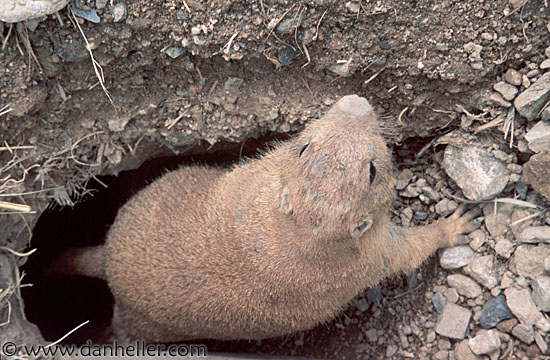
446,205 -> 482,246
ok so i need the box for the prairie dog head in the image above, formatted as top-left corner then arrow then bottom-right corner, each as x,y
275,95 -> 394,246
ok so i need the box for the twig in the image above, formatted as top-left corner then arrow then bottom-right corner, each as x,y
0,246 -> 36,257
397,107 -> 408,126
70,8 -> 116,111
312,9 -> 328,41
2,23 -> 13,51
182,0 -> 191,13
70,131 -> 105,167
0,201 -> 32,213
0,145 -> 36,152
45,320 -> 90,348
0,301 -> 11,327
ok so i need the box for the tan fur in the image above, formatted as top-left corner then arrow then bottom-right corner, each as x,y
64,95 -> 478,342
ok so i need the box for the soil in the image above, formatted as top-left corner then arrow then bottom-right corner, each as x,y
1,0 -> 550,358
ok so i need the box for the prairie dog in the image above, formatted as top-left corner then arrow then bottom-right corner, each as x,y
57,95 -> 478,342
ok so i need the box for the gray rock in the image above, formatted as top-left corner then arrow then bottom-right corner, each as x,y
435,302 -> 472,339
523,149 -> 550,200
442,146 -> 508,201
385,344 -> 398,357
469,229 -> 487,251
505,287 -> 544,327
435,198 -> 458,216
518,226 -> 550,244
494,239 -> 515,258
356,298 -> 370,313
541,59 -> 550,70
328,58 -> 352,77
432,292 -> 447,313
510,244 -> 550,279
532,276 -> 550,312
439,245 -> 478,270
468,329 -> 501,355
447,274 -> 482,298
464,255 -> 499,289
455,339 -> 481,360
514,72 -> 550,121
0,0 -> 70,22
494,81 -> 519,101
365,328 -> 378,342
524,121 -> 550,153
276,14 -> 301,34
535,331 -> 548,354
224,77 -> 244,92
395,169 -> 413,190
542,105 -> 550,121
111,0 -> 127,22
488,92 -> 511,107
512,323 -> 535,344
480,294 -> 514,329
504,69 -> 523,86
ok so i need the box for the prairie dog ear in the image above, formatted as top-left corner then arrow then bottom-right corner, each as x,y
350,215 -> 374,240
278,185 -> 293,215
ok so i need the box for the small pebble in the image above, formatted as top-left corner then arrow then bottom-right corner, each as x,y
540,59 -> 550,70
504,69 -> 523,86
512,323 -> 534,344
479,294 -> 514,329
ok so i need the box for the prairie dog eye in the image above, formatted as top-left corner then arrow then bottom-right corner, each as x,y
369,161 -> 377,185
350,216 -> 373,239
299,143 -> 309,157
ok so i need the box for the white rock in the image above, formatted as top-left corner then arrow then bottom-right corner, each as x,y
447,274 -> 482,298
468,329 -> 501,355
469,229 -> 487,251
512,323 -> 534,344
0,0 -> 70,22
494,239 -> 515,258
464,255 -> 499,289
525,121 -> 550,153
510,244 -> 550,279
518,226 -> 550,243
514,72 -> 550,121
535,331 -> 548,354
494,81 -> 519,101
435,302 -> 472,339
440,245 -> 478,270
442,146 -> 508,201
505,287 -> 544,327
532,276 -> 550,312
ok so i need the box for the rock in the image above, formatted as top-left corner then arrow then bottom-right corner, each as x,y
518,226 -> 550,243
510,244 -> 550,279
442,146 -> 508,201
385,344 -> 398,357
107,114 -> 131,132
444,287 -> 459,303
504,69 -> 523,86
483,202 -> 513,238
494,81 -> 519,101
365,328 -> 378,342
541,59 -> 550,70
432,292 -> 447,313
542,105 -> 550,121
468,329 -> 501,355
345,1 -> 360,12
545,258 -> 550,273
455,339 -> 482,360
111,0 -> 127,22
532,276 -> 550,312
439,245 -> 478,270
488,92 -> 512,107
447,274 -> 482,298
435,302 -> 472,339
356,298 -> 370,313
497,318 -> 519,333
505,287 -> 545,327
395,169 -> 413,190
438,338 -> 452,350
469,229 -> 487,251
464,255 -> 499,289
514,72 -> 550,121
0,0 -> 70,22
224,77 -> 244,92
479,294 -> 514,329
524,121 -> 550,153
435,198 -> 458,216
329,58 -> 352,77
512,323 -> 535,344
523,149 -> 550,199
494,239 -> 515,258
534,331 -> 548,354
276,14 -> 301,34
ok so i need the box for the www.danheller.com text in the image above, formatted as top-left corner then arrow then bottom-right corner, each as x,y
1,340 -> 208,357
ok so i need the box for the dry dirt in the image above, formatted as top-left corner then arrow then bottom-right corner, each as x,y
1,0 -> 550,359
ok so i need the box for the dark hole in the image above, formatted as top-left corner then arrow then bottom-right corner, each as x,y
368,162 -> 376,184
